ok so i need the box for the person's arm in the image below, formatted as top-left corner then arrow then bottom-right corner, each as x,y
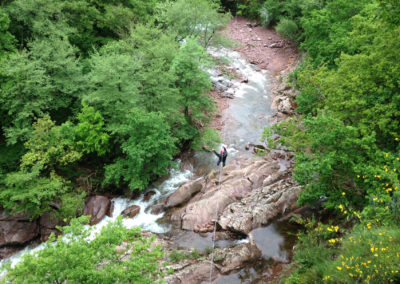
223,147 -> 228,157
213,150 -> 221,158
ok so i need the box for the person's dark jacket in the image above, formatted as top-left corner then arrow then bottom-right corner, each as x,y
213,147 -> 227,166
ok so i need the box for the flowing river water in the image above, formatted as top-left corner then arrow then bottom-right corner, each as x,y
1,46 -> 297,282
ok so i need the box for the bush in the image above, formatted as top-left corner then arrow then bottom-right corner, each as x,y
276,18 -> 298,40
1,216 -> 165,283
260,0 -> 283,26
323,226 -> 400,283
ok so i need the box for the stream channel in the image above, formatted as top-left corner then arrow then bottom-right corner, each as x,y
1,47 -> 297,283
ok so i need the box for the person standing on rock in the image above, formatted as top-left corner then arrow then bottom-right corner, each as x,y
212,145 -> 228,167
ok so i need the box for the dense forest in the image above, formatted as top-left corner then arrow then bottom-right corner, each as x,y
0,0 -> 229,220
237,0 -> 400,282
1,0 -> 400,282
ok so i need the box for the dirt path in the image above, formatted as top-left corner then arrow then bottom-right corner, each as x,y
224,16 -> 299,74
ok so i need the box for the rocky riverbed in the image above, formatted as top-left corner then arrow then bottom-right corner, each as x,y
150,17 -> 302,283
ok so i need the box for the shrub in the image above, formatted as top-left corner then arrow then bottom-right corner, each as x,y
276,18 -> 298,40
1,216 -> 164,283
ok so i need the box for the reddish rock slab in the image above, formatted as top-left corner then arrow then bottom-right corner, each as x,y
0,220 -> 39,247
83,196 -> 111,225
121,205 -> 140,218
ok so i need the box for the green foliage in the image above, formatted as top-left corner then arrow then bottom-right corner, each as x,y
0,0 -> 227,217
74,103 -> 110,156
275,18 -> 298,40
104,110 -> 178,190
190,127 -> 221,150
1,216 -> 165,283
56,191 -> 86,222
322,226 -> 400,283
21,116 -> 81,172
236,1 -> 262,19
0,36 -> 83,144
0,168 -> 67,217
300,0 -> 369,66
172,38 -> 214,126
156,0 -> 230,48
84,44 -> 142,129
6,0 -> 156,56
169,249 -> 201,262
270,1 -> 400,282
284,224 -> 400,283
169,250 -> 186,262
0,8 -> 16,58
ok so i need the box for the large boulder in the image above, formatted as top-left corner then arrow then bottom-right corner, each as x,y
171,157 -> 288,231
164,262 -> 218,284
214,243 -> 262,274
121,205 -> 140,218
181,189 -> 237,231
0,219 -> 39,247
83,196 -> 111,225
164,178 -> 204,208
219,178 -> 301,234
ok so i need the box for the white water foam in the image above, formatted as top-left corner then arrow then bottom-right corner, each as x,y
0,164 -> 192,270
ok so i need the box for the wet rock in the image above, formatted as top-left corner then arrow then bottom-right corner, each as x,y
164,262 -> 218,284
106,201 -> 114,217
144,191 -> 156,202
121,205 -> 140,218
164,179 -> 204,208
83,196 -> 111,225
0,219 -> 39,247
0,247 -> 22,259
221,93 -> 234,99
215,243 -> 261,274
151,204 -> 165,214
219,178 -> 301,234
241,77 -> 249,83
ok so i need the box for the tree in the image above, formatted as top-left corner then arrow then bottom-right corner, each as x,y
84,42 -> 142,130
172,38 -> 214,128
0,36 -> 83,144
74,103 -> 110,156
0,167 -> 67,217
0,8 -> 16,59
156,0 -> 230,48
104,110 -> 178,190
